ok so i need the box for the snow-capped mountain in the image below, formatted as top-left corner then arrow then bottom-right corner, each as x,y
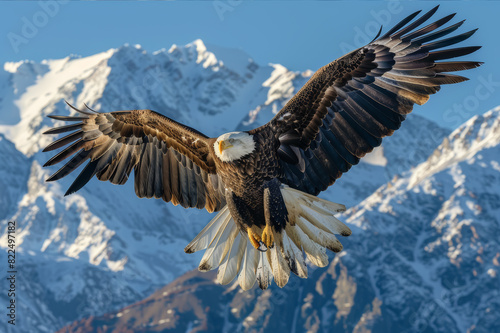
0,41 -> 450,332
60,107 -> 500,333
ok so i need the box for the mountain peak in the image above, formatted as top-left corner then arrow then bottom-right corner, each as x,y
450,106 -> 500,148
4,59 -> 30,73
190,38 -> 207,52
191,38 -> 219,68
409,107 -> 500,187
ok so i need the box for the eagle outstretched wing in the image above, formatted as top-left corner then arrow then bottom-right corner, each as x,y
252,5 -> 482,195
43,103 -> 226,213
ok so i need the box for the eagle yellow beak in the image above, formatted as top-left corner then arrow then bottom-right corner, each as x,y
219,140 -> 233,155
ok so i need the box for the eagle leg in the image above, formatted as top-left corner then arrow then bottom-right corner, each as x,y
261,225 -> 274,249
262,179 -> 288,249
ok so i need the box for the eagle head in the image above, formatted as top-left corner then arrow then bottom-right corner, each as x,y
214,132 -> 256,162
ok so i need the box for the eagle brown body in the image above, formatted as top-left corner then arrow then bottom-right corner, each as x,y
42,6 -> 482,290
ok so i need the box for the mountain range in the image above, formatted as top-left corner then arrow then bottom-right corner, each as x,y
0,40 -> 497,333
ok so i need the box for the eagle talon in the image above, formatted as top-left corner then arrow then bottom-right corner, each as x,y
247,228 -> 262,250
261,225 -> 274,248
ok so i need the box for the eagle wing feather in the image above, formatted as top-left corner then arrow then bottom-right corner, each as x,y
251,5 -> 482,195
43,103 -> 226,213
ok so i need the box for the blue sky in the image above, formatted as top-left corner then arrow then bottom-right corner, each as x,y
1,1 -> 498,129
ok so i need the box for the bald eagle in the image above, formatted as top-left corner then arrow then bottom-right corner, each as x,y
43,6 -> 481,290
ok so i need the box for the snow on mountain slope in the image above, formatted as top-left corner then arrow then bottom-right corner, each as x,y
0,134 -> 29,222
0,40 -> 449,332
61,107 -> 500,333
0,51 -> 114,156
0,60 -> 50,126
409,107 -> 500,188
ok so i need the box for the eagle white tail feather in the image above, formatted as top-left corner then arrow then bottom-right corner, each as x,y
282,231 -> 308,278
184,185 -> 349,290
198,212 -> 234,271
268,243 -> 290,288
238,241 -> 260,290
285,223 -> 329,268
256,251 -> 272,289
217,232 -> 246,285
184,207 -> 231,254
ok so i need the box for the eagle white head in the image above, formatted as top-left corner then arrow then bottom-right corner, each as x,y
214,131 -> 256,162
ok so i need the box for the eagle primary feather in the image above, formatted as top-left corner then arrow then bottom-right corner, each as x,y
43,6 -> 481,290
